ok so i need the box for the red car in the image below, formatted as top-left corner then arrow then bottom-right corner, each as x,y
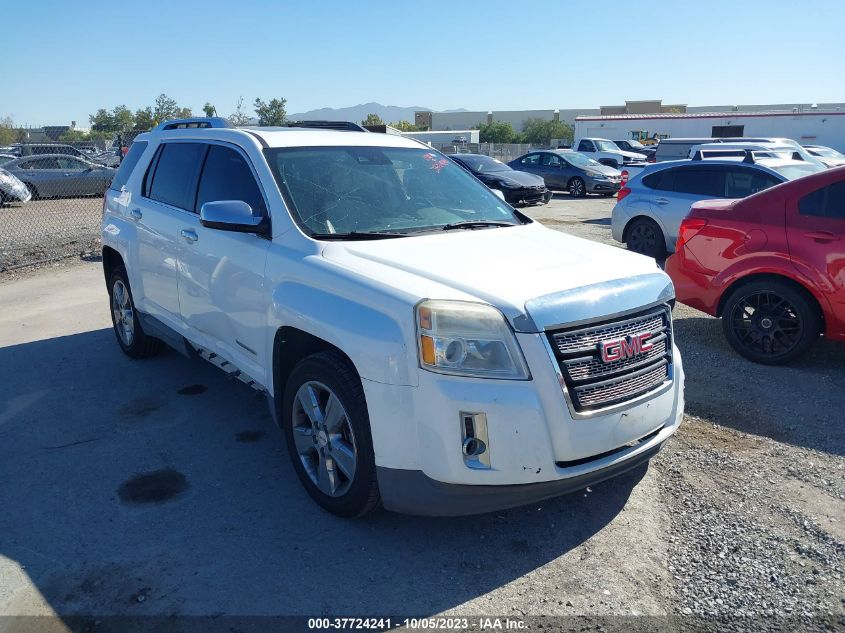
666,166 -> 845,364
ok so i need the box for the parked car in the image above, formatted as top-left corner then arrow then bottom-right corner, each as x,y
573,138 -> 646,168
2,154 -> 116,198
803,144 -> 845,168
710,138 -> 827,169
448,153 -> 551,206
101,117 -> 685,517
16,143 -> 94,160
0,168 -> 32,205
508,150 -> 622,198
653,138 -> 715,162
666,166 -> 845,364
614,140 -> 656,161
611,154 -> 825,258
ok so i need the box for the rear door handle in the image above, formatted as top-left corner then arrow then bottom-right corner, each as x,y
181,229 -> 198,243
655,197 -> 669,205
129,208 -> 143,220
804,231 -> 840,243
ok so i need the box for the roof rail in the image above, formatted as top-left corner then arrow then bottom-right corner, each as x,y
154,117 -> 233,131
692,149 -> 756,163
286,120 -> 368,132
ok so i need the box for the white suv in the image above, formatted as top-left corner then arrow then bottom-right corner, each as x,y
102,117 -> 685,517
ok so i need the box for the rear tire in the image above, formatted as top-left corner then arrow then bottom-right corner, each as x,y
721,280 -> 820,365
108,265 -> 163,358
282,351 -> 380,518
625,217 -> 667,259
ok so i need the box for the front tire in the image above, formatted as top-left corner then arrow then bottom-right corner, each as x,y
625,217 -> 667,259
568,177 -> 586,198
721,280 -> 820,364
108,265 -> 162,358
282,351 -> 380,518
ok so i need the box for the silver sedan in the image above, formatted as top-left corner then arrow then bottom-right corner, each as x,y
2,154 -> 116,198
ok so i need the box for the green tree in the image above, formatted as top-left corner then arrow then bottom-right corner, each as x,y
133,107 -> 155,130
202,102 -> 216,117
0,116 -> 17,145
112,105 -> 135,133
254,97 -> 287,126
89,108 -> 115,132
228,96 -> 252,126
389,120 -> 420,132
520,118 -> 574,146
478,121 -> 517,143
153,93 -> 181,124
361,113 -> 384,126
58,129 -> 92,142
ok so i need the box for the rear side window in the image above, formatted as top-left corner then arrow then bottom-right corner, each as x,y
146,142 -> 205,210
577,140 -> 594,152
110,141 -> 148,191
725,167 -> 780,198
520,154 -> 540,166
671,167 -> 724,196
799,181 -> 845,219
642,169 -> 675,191
195,145 -> 266,215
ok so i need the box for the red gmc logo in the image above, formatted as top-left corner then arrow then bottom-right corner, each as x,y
599,333 -> 653,363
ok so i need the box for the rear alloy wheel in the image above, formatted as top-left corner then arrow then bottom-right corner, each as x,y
108,266 -> 162,358
625,217 -> 666,259
721,281 -> 820,365
568,177 -> 586,198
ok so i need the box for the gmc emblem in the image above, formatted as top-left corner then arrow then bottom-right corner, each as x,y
599,333 -> 653,363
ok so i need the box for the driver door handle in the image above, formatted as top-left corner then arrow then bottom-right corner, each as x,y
804,231 -> 839,243
181,229 -> 198,243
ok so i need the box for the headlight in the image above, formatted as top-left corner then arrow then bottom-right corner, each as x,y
416,300 -> 530,379
495,179 -> 520,189
588,172 -> 609,180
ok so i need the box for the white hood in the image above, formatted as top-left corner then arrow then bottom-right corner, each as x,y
321,222 -> 668,330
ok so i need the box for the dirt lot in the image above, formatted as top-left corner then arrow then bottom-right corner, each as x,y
0,194 -> 842,632
0,197 -> 102,271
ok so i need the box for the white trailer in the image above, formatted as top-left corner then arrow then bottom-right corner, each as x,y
575,110 -> 845,152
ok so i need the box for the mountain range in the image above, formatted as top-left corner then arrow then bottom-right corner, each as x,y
288,102 -> 467,124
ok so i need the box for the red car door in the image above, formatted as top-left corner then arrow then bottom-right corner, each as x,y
786,179 -> 845,338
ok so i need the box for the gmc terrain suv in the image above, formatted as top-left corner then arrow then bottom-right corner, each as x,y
102,117 -> 685,517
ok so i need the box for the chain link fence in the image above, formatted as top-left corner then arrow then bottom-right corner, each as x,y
0,138 -> 552,272
0,141 -> 125,271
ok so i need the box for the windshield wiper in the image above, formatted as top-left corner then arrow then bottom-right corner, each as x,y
310,230 -> 409,241
441,221 -> 517,231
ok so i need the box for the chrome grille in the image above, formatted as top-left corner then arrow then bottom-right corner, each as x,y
547,304 -> 673,413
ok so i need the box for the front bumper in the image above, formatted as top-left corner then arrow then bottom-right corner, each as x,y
502,186 -> 551,206
378,431 -> 666,516
363,333 -> 684,516
586,178 -> 621,193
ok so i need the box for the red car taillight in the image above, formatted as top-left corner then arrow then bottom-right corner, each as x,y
620,170 -> 629,185
647,154 -> 656,163
676,217 -> 708,251
617,186 -> 631,201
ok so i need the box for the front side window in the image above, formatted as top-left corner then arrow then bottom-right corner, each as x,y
146,142 -> 205,211
264,146 -> 523,237
196,145 -> 265,214
540,153 -> 562,167
57,157 -> 87,170
799,181 -> 845,219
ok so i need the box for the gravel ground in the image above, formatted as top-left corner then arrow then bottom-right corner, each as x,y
0,197 -> 102,271
531,194 -> 845,632
0,192 -> 842,632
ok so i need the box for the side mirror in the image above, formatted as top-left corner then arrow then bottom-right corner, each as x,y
200,200 -> 270,235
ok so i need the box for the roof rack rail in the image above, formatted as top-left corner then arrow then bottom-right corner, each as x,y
154,117 -> 233,131
691,149 -> 755,163
286,120 -> 368,132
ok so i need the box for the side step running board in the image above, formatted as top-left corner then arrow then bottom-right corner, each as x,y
188,343 -> 266,393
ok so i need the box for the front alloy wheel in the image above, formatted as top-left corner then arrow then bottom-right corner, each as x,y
282,351 -> 380,517
568,177 -> 586,198
721,281 -> 820,364
291,381 -> 358,498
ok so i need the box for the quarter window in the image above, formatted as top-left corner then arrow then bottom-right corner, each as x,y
195,145 -> 265,215
146,142 -> 205,211
799,181 -> 845,219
